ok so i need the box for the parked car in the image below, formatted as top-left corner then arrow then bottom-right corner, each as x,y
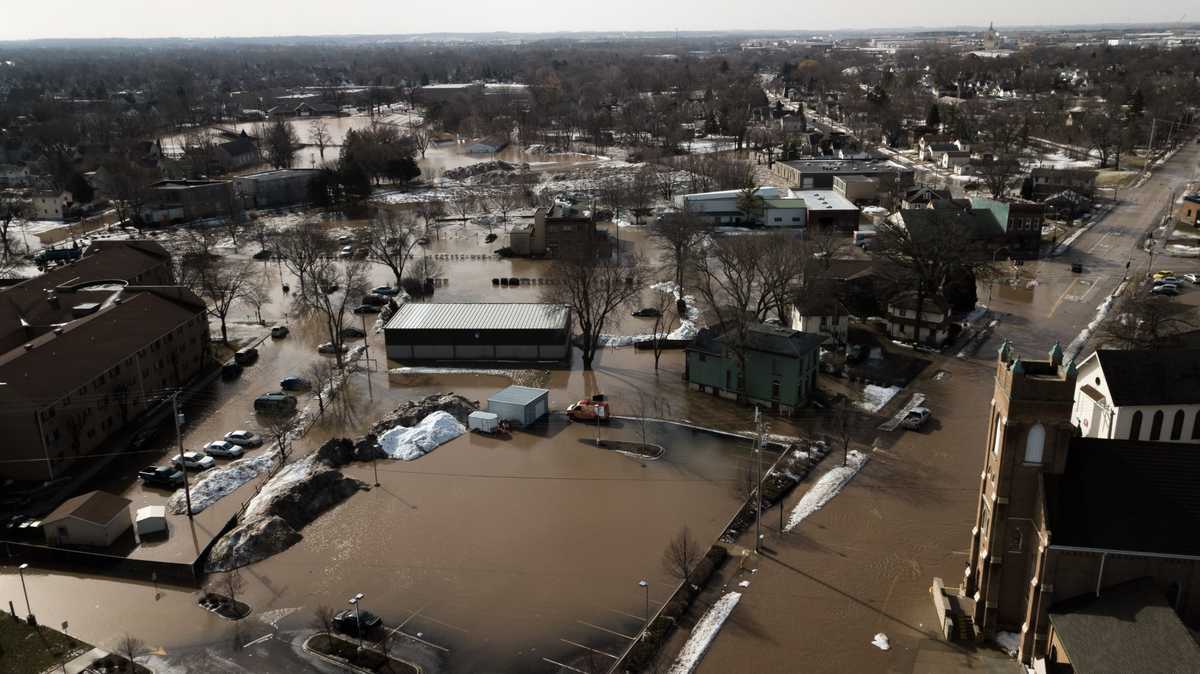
371,286 -> 400,297
1151,285 -> 1181,296
271,325 -> 290,338
339,327 -> 366,339
172,451 -> 216,471
337,235 -> 354,245
416,237 -> 430,245
1184,273 -> 1200,284
318,342 -> 349,354
339,245 -> 354,258
234,347 -> 259,365
202,441 -> 244,459
362,293 -> 390,306
1153,277 -> 1181,286
280,376 -> 312,391
321,283 -> 340,294
353,304 -> 382,315
632,307 -> 661,318
1071,263 -> 1083,274
138,466 -> 185,488
255,392 -> 298,415
901,407 -> 932,430
223,430 -> 263,448
332,608 -> 382,637
846,344 -> 866,363
1153,270 -> 1176,280
221,362 -> 243,380
252,249 -> 273,260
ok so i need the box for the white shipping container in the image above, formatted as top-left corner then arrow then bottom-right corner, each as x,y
468,411 -> 500,433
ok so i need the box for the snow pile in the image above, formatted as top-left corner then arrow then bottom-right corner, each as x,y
871,633 -> 891,651
1166,244 -> 1200,257
377,411 -> 465,461
167,452 -> 277,515
1065,287 -> 1120,361
857,385 -> 901,413
371,393 -> 479,431
993,631 -> 1021,657
597,281 -> 701,346
785,449 -> 870,531
667,592 -> 743,674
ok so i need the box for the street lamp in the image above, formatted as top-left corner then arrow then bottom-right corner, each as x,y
638,580 -> 649,623
348,592 -> 365,651
17,563 -> 32,619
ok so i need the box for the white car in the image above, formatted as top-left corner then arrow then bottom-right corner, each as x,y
1184,273 -> 1200,284
901,407 -> 932,430
172,451 -> 216,471
224,430 -> 263,448
203,441 -> 244,458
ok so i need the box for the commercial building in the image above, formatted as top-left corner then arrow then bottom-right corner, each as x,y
486,385 -> 550,427
234,169 -> 321,210
771,158 -> 914,193
142,179 -> 235,225
42,490 -> 132,548
1072,349 -> 1200,442
0,240 -> 210,482
1176,194 -> 1200,227
384,302 -> 571,363
509,205 -> 613,258
933,344 -> 1200,672
792,190 -> 859,231
685,322 -> 825,415
674,187 -> 857,229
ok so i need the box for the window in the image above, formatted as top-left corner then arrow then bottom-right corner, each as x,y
1130,410 -> 1143,440
992,415 -> 1005,455
725,370 -> 731,389
1151,410 -> 1165,441
771,380 -> 781,400
1007,528 -> 1024,553
1193,412 -> 1200,440
1172,410 -> 1185,441
1024,423 -> 1045,465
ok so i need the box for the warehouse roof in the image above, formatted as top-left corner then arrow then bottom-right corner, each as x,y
384,303 -> 569,332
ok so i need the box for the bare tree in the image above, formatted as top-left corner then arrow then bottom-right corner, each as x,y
411,126 -> 430,159
491,188 -> 523,229
311,604 -> 336,635
116,634 -> 144,673
273,222 -> 333,294
627,165 -> 657,224
451,195 -> 476,227
415,199 -> 447,238
542,253 -> 646,370
262,416 -> 295,464
363,207 -> 421,288
196,259 -> 255,344
308,119 -> 331,162
303,258 -> 369,369
691,235 -> 770,398
210,569 -> 247,616
306,359 -> 337,416
0,193 -> 24,261
240,277 -> 271,324
662,526 -> 704,585
596,175 -> 627,222
260,119 -> 301,169
649,290 -> 679,371
1099,289 -> 1194,350
650,210 -> 711,294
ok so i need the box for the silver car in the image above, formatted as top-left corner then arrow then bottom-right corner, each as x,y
224,430 -> 263,447
203,441 -> 244,458
901,407 -> 932,430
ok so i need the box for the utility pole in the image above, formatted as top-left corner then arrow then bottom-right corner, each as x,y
360,313 -> 373,401
173,392 -> 193,518
1147,118 -> 1157,160
753,407 -> 765,554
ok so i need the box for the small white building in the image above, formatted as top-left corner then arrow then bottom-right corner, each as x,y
42,490 -> 132,548
886,291 -> 951,346
487,385 -> 550,427
1072,350 -> 1200,443
790,296 -> 849,345
31,190 -> 73,221
466,134 -> 510,154
674,186 -> 791,225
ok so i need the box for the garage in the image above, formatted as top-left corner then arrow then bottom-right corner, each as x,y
384,303 -> 572,363
487,386 -> 550,428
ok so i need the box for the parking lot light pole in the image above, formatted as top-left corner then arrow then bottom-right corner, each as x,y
17,563 -> 32,619
349,593 -> 365,652
638,580 -> 649,623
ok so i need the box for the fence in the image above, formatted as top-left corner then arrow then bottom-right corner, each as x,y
3,539 -> 202,587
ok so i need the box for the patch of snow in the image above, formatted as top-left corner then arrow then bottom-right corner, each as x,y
1065,286 -> 1120,361
857,385 -> 901,413
737,580 -> 750,588
168,451 -> 278,515
785,449 -> 870,531
597,281 -> 701,346
1166,243 -> 1200,257
871,633 -> 891,651
377,411 -> 465,460
667,591 -> 743,674
994,630 -> 1021,657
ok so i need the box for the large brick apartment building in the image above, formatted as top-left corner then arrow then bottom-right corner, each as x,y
0,241 -> 211,482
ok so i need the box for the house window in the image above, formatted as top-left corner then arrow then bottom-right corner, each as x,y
1130,410 -> 1143,440
698,353 -> 707,363
1151,410 -> 1165,441
992,415 -> 1005,455
1192,412 -> 1200,440
772,380 -> 781,400
725,370 -> 731,389
1024,423 -> 1045,465
1007,527 -> 1024,553
1171,410 -> 1185,441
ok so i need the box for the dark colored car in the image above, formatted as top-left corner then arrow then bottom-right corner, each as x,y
254,392 -> 298,415
353,304 -> 382,315
1071,263 -> 1083,273
340,327 -> 366,339
362,294 -> 390,306
280,376 -> 312,391
234,347 -> 259,365
139,466 -> 185,488
333,609 -> 382,637
632,307 -> 661,318
221,362 -> 243,380
371,286 -> 400,297
252,249 -> 274,260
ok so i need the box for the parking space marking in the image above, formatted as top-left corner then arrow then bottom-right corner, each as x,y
242,634 -> 272,648
878,393 -> 926,431
395,629 -> 450,652
576,620 -> 636,641
603,607 -> 645,622
560,638 -> 618,660
542,657 -> 589,673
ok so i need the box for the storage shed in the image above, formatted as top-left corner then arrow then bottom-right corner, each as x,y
487,386 -> 550,427
135,505 -> 168,538
468,410 -> 500,433
42,490 -> 132,548
384,303 -> 572,362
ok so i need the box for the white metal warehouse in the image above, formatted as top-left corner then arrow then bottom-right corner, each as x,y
384,302 -> 572,362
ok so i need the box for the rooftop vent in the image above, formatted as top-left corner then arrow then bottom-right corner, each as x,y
71,303 -> 101,318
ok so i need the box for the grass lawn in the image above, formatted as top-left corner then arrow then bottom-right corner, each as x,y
0,615 -> 89,674
1097,169 -> 1139,189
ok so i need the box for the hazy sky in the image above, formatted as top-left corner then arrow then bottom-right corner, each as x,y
1,0 -> 1195,40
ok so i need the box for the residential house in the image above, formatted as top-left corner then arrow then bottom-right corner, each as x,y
1030,167 -> 1097,199
0,240 -> 210,481
790,296 -> 849,345
0,163 -> 31,187
924,142 -> 963,162
466,135 -> 510,154
30,190 -> 74,221
901,186 -> 953,209
1043,190 -> 1093,220
213,134 -> 260,172
886,291 -> 951,346
42,490 -> 132,548
293,101 -> 340,117
1175,194 -> 1200,227
939,149 -> 972,171
685,322 -> 826,415
1072,349 -> 1200,443
508,204 -> 613,258
917,137 -> 961,161
970,197 -> 1045,259
933,345 -> 1200,672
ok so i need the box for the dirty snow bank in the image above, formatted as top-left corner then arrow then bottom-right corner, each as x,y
370,393 -> 478,432
784,449 -> 870,531
206,439 -> 365,572
377,411 -> 465,461
856,385 -> 901,413
1065,287 -> 1120,361
667,591 -> 743,674
597,281 -> 701,346
167,452 -> 277,515
871,633 -> 891,651
993,631 -> 1021,657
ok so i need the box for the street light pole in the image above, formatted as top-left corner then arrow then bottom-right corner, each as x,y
173,392 -> 193,518
17,563 -> 32,619
638,580 -> 649,623
349,593 -> 365,652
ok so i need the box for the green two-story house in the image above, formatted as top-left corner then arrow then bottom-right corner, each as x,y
685,322 -> 826,415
